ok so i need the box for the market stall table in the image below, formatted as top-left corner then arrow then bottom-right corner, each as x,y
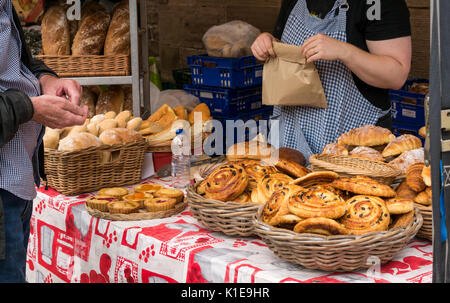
26,177 -> 433,283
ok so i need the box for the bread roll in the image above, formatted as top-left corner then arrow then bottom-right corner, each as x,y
99,128 -> 142,145
115,110 -> 132,128
127,117 -> 143,131
72,2 -> 110,55
80,87 -> 97,118
86,122 -> 100,137
58,132 -> 102,152
104,0 -> 130,55
41,5 -> 70,55
104,111 -> 117,119
349,146 -> 384,162
90,114 -> 106,125
67,125 -> 88,137
388,148 -> 424,175
95,86 -> 124,115
43,128 -> 61,149
98,119 -> 118,134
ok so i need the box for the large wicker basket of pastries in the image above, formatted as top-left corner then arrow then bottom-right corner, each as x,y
43,110 -> 147,196
252,168 -> 423,272
187,139 -> 311,237
310,125 -> 425,184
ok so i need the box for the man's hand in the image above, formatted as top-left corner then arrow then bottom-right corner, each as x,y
39,74 -> 82,106
301,34 -> 348,63
251,32 -> 278,61
31,95 -> 88,129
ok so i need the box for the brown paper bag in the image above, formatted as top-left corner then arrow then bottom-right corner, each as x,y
262,42 -> 327,108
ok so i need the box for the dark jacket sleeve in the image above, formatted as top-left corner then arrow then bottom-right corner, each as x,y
273,0 -> 297,40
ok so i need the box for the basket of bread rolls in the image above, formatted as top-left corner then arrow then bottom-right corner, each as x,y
187,136 -> 313,237
36,1 -> 130,77
309,124 -> 426,184
43,108 -> 147,196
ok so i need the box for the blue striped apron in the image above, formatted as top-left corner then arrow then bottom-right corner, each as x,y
274,0 -> 383,161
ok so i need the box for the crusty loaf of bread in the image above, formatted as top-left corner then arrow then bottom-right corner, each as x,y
80,86 -> 98,118
95,86 -> 124,115
58,132 -> 102,152
41,5 -> 71,55
104,0 -> 130,55
99,128 -> 142,145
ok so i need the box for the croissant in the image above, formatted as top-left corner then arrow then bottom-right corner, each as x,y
382,134 -> 422,158
422,165 -> 431,187
388,148 -> 424,175
337,124 -> 395,147
406,163 -> 426,192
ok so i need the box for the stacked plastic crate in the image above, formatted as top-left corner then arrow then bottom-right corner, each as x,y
389,79 -> 428,144
184,54 -> 272,153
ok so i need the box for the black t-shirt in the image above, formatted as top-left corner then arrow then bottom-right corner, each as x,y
273,0 -> 411,111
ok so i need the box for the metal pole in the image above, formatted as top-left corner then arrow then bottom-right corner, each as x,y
129,0 -> 141,117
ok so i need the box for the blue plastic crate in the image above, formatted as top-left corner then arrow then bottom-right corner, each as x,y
184,84 -> 263,118
389,79 -> 428,125
187,54 -> 263,88
392,121 -> 425,145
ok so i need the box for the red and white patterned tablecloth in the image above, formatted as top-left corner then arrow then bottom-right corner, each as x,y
25,177 -> 433,283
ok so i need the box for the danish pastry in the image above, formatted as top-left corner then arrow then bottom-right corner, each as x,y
239,160 -> 278,190
144,197 -> 177,212
385,198 -> 414,215
321,142 -> 349,156
203,163 -> 249,202
390,210 -> 415,230
340,195 -> 390,235
290,171 -> 340,188
108,201 -> 141,214
406,163 -> 426,192
275,159 -> 311,179
287,187 -> 347,219
381,134 -> 422,158
293,217 -> 348,236
395,180 -> 417,201
251,173 -> 293,204
262,185 -> 303,226
349,146 -> 384,162
86,195 -> 119,212
337,125 -> 396,147
331,176 -> 396,198
233,191 -> 252,203
414,187 -> 432,206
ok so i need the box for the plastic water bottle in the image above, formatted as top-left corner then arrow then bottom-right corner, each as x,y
171,129 -> 191,189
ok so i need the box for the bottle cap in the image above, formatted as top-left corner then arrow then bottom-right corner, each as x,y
176,129 -> 184,135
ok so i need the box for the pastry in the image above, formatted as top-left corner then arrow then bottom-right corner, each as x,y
382,134 -> 423,158
134,183 -> 163,194
226,141 -> 275,162
188,103 -> 212,125
311,184 -> 350,200
340,195 -> 390,235
233,192 -> 252,203
174,105 -> 188,121
395,180 -> 417,200
277,147 -> 307,167
238,160 -> 278,190
337,125 -> 396,147
41,5 -> 70,55
86,195 -> 119,212
154,188 -> 184,203
419,126 -> 426,138
123,192 -> 153,208
148,104 -> 178,129
390,210 -> 415,230
422,165 -> 431,187
275,159 -> 310,179
104,0 -> 130,55
385,198 -> 414,215
144,197 -> 177,212
349,146 -> 384,162
108,201 -> 140,214
262,185 -> 303,226
251,173 -> 293,204
290,171 -> 340,188
99,128 -> 142,145
203,163 -> 249,202
414,187 -> 432,206
293,218 -> 348,236
287,187 -> 347,219
196,180 -> 207,195
321,143 -> 349,156
331,176 -> 396,198
98,187 -> 128,198
388,148 -> 424,175
406,163 -> 426,192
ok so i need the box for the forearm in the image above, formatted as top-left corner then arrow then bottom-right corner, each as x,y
339,43 -> 409,90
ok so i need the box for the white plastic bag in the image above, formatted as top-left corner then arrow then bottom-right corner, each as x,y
202,20 -> 261,58
151,89 -> 200,115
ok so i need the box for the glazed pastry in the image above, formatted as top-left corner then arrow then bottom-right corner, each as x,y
382,134 -> 422,158
406,163 -> 426,192
107,201 -> 140,214
123,192 -> 153,208
239,160 -> 278,190
86,195 -> 119,212
388,148 -> 424,175
349,146 -> 384,162
340,195 -> 390,235
422,165 -> 431,187
251,173 -> 293,204
321,142 -> 349,156
331,175 -> 396,198
290,171 -> 340,188
293,218 -> 348,236
233,191 -> 252,203
275,159 -> 311,179
203,163 -> 249,202
154,188 -> 184,203
134,183 -> 163,194
262,185 -> 303,226
144,197 -> 177,212
311,184 -> 350,200
98,187 -> 128,198
395,180 -> 417,200
414,187 -> 432,206
385,198 -> 414,215
337,124 -> 396,147
287,187 -> 347,219
196,180 -> 207,195
390,210 -> 415,230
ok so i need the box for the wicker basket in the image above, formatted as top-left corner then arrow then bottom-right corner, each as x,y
253,207 -> 423,272
187,162 -> 262,237
35,55 -> 130,77
309,154 -> 402,185
415,203 -> 432,241
44,139 -> 147,196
